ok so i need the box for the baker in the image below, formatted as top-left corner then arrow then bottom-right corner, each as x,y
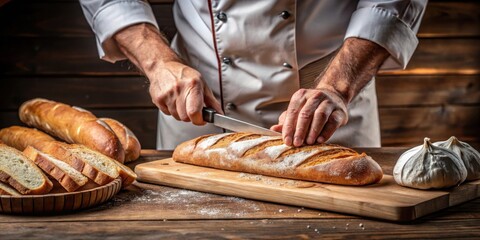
80,0 -> 427,150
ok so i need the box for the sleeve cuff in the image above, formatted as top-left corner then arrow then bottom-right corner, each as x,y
344,6 -> 419,69
92,0 -> 159,63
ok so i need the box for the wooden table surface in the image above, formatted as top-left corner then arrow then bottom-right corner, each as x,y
1,148 -> 479,239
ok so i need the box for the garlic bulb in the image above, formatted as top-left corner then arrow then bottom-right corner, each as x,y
393,138 -> 467,189
433,136 -> 480,181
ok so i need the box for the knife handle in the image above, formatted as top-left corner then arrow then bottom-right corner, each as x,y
202,107 -> 216,123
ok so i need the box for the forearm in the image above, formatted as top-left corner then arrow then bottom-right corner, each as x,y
113,23 -> 181,75
316,37 -> 390,103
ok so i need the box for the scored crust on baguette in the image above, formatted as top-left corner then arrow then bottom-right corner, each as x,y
0,181 -> 21,196
100,118 -> 141,162
173,133 -> 384,185
19,98 -> 125,163
0,144 -> 53,194
23,146 -> 88,192
0,126 -> 55,151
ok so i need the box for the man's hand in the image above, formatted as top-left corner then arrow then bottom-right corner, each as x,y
271,88 -> 348,146
148,61 -> 221,125
114,23 -> 222,125
272,37 -> 390,147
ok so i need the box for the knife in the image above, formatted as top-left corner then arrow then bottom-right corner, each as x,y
202,107 -> 281,136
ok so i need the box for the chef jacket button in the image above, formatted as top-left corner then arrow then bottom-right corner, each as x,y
217,12 -> 228,22
282,62 -> 293,69
225,102 -> 236,111
280,11 -> 291,19
222,57 -> 232,65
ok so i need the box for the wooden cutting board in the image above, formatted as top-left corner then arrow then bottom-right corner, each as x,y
135,158 -> 480,222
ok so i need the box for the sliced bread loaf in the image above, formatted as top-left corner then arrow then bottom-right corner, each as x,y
0,144 -> 53,195
0,182 -> 21,196
66,144 -> 136,187
39,141 -> 117,185
65,144 -> 120,183
23,146 -> 88,192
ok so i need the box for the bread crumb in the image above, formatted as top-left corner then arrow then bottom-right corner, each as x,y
297,209 -> 301,212
306,225 -> 311,229
278,209 -> 284,213
359,223 -> 364,228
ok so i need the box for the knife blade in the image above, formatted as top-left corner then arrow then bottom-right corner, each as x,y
202,107 -> 281,136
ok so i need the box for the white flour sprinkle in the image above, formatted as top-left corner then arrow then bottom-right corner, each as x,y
112,188 -> 261,217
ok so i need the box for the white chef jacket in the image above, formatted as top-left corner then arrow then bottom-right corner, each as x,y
80,0 -> 427,149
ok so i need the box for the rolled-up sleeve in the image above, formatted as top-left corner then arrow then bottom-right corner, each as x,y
344,0 -> 428,69
80,0 -> 159,63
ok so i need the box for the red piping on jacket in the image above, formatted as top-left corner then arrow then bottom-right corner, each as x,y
207,0 -> 225,112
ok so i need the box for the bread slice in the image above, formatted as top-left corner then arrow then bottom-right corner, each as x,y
65,144 -> 120,183
0,182 -> 21,196
39,141 -> 117,185
0,144 -> 53,194
23,146 -> 88,192
66,144 -> 135,187
110,157 -> 137,187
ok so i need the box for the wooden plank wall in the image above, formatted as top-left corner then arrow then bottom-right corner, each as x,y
0,0 -> 479,148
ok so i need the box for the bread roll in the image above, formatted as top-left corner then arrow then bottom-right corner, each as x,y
19,98 -> 125,163
0,144 -> 53,194
173,133 -> 383,185
100,118 -> 141,162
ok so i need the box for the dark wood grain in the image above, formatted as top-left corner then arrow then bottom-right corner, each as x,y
0,1 -> 176,39
379,105 -> 480,146
0,77 -> 152,110
418,1 -> 480,37
1,218 -> 480,240
379,38 -> 480,75
376,75 -> 480,106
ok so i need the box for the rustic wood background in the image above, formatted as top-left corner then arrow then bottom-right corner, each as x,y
0,0 -> 479,148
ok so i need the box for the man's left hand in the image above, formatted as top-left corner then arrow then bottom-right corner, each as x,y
270,88 -> 348,147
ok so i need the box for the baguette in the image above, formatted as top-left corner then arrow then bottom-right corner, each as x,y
0,126 -> 55,151
19,98 -> 125,163
23,146 -> 88,192
0,182 -> 21,196
0,144 -> 53,194
173,133 -> 383,185
100,118 -> 141,162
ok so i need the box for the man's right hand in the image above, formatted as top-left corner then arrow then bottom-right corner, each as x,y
113,23 -> 222,125
148,61 -> 222,125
